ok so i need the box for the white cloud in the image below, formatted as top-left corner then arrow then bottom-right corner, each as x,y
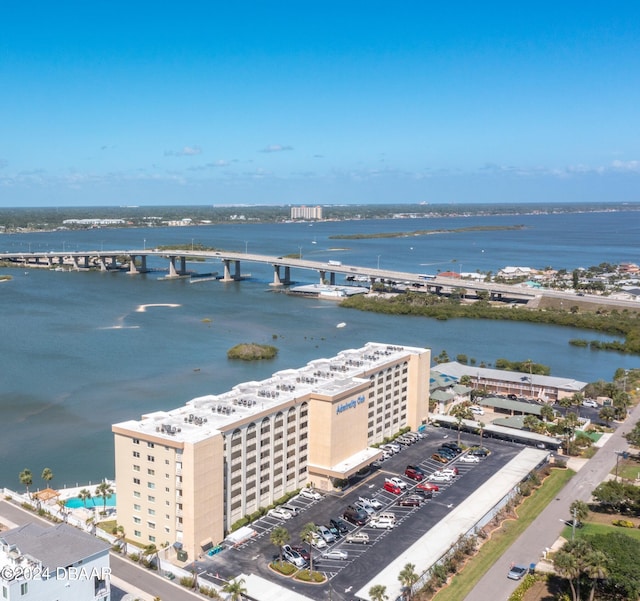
164,146 -> 203,157
260,144 -> 293,153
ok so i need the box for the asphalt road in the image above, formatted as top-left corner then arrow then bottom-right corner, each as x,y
463,401 -> 640,601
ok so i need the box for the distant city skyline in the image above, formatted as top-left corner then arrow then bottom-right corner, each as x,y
2,1 -> 639,207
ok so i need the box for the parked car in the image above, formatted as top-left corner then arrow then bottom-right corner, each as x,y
582,399 -> 598,408
291,545 -> 310,562
281,503 -> 300,515
397,496 -> 422,507
281,545 -> 307,568
429,472 -> 452,483
268,507 -> 292,520
345,532 -> 370,544
418,481 -> 439,492
384,442 -> 401,453
299,488 -> 322,500
468,446 -> 490,457
310,532 -> 327,549
383,481 -> 402,495
359,496 -> 383,510
329,518 -> 350,534
470,405 -> 485,415
326,523 -> 341,539
386,476 -> 408,489
396,436 -> 415,446
441,442 -> 462,453
317,525 -> 336,544
322,549 -> 349,560
507,565 -> 528,580
459,454 -> 480,463
343,505 -> 369,525
405,466 -> 425,481
436,447 -> 457,459
431,453 -> 449,464
412,488 -> 433,500
355,501 -> 376,516
439,466 -> 459,477
369,516 -> 396,529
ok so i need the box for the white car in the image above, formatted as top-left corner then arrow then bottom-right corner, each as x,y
268,507 -> 292,520
470,406 -> 485,415
322,549 -> 349,560
582,399 -> 599,408
369,516 -> 395,529
438,468 -> 459,478
386,477 -> 408,489
359,496 -> 383,510
459,454 -> 480,463
310,532 -> 327,549
429,472 -> 452,483
299,488 -> 322,501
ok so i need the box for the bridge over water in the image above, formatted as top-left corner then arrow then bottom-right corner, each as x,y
4,248 -> 633,309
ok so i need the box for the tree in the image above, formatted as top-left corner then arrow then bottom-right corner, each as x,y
270,526 -> 290,565
477,420 -> 486,446
78,488 -> 92,508
94,481 -> 114,516
113,525 -> 126,554
398,563 -> 419,600
523,414 -> 545,434
222,577 -> 247,601
583,549 -> 608,601
599,406 -> 616,425
19,469 -> 33,497
369,584 -> 388,601
300,522 -> 317,575
450,404 -> 473,445
540,403 -> 556,423
554,548 -> 580,601
56,499 -> 69,522
569,499 -> 589,523
41,467 -> 54,488
142,543 -> 159,569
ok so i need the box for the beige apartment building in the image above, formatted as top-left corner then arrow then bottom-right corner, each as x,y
290,205 -> 323,220
112,342 -> 430,560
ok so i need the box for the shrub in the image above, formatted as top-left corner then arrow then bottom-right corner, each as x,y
295,570 -> 325,583
199,585 -> 221,598
271,561 -> 296,576
230,517 -> 249,531
612,519 -> 635,528
180,576 -> 196,588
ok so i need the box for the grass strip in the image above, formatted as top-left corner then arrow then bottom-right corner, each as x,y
433,467 -> 575,601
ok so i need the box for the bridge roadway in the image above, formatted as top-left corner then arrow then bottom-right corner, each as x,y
2,249 -> 638,310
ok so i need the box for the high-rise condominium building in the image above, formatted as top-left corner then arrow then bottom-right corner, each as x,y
112,342 -> 430,561
290,205 -> 323,220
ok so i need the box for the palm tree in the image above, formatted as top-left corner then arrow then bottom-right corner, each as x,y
78,488 -> 92,508
584,549 -> 608,601
554,549 -> 580,601
540,403 -> 556,423
94,481 -> 114,516
142,543 -> 159,569
477,419 -> 486,447
398,563 -> 419,600
369,584 -> 388,601
113,525 -> 127,554
270,526 -> 290,565
450,404 -> 473,446
41,467 -> 54,488
56,498 -> 69,522
19,469 -> 33,498
222,577 -> 247,601
301,522 -> 317,575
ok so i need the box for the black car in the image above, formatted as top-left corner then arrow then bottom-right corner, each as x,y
343,506 -> 369,526
411,489 -> 433,500
330,517 -> 349,534
468,446 -> 490,457
326,523 -> 341,539
397,496 -> 422,507
441,442 -> 462,453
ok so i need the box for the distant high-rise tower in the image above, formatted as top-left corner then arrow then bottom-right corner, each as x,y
291,205 -> 322,220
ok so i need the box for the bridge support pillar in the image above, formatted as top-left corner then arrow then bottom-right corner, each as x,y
99,257 -> 108,271
319,270 -> 326,284
221,260 -> 241,282
283,266 -> 290,284
270,265 -> 283,286
329,272 -> 336,285
129,255 -> 140,274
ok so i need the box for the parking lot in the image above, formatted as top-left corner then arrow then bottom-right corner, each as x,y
190,426 -> 525,600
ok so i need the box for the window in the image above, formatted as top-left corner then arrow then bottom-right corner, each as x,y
148,495 -> 155,502
147,482 -> 155,489
134,504 -> 141,511
133,517 -> 141,524
134,530 -> 141,537
133,465 -> 140,472
147,468 -> 155,475
165,487 -> 170,493
148,522 -> 156,529
133,478 -> 141,485
165,527 -> 170,533
133,451 -> 140,458
147,455 -> 155,462
147,442 -> 155,448
149,535 -> 156,542
148,508 -> 156,516
20,583 -> 28,595
165,459 -> 170,465
133,438 -> 140,444
133,491 -> 140,498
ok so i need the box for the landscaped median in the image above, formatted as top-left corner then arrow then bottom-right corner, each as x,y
432,466 -> 575,601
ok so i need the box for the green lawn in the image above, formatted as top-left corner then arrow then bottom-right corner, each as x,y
562,521 -> 640,541
433,468 -> 575,601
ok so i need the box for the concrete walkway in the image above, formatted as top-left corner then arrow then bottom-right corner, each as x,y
463,405 -> 640,601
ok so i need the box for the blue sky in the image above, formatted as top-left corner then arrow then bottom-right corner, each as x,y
2,1 -> 639,206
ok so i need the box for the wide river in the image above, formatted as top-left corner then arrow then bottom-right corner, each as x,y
1,210 -> 639,488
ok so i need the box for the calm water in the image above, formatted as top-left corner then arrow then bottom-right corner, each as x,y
1,210 -> 639,488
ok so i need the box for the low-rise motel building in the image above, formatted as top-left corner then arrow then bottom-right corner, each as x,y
113,342 -> 430,561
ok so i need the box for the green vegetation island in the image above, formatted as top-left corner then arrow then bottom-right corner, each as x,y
227,343 -> 278,361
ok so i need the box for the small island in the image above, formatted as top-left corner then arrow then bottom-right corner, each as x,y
227,343 -> 278,361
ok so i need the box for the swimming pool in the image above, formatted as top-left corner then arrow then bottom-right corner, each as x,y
65,494 -> 117,509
